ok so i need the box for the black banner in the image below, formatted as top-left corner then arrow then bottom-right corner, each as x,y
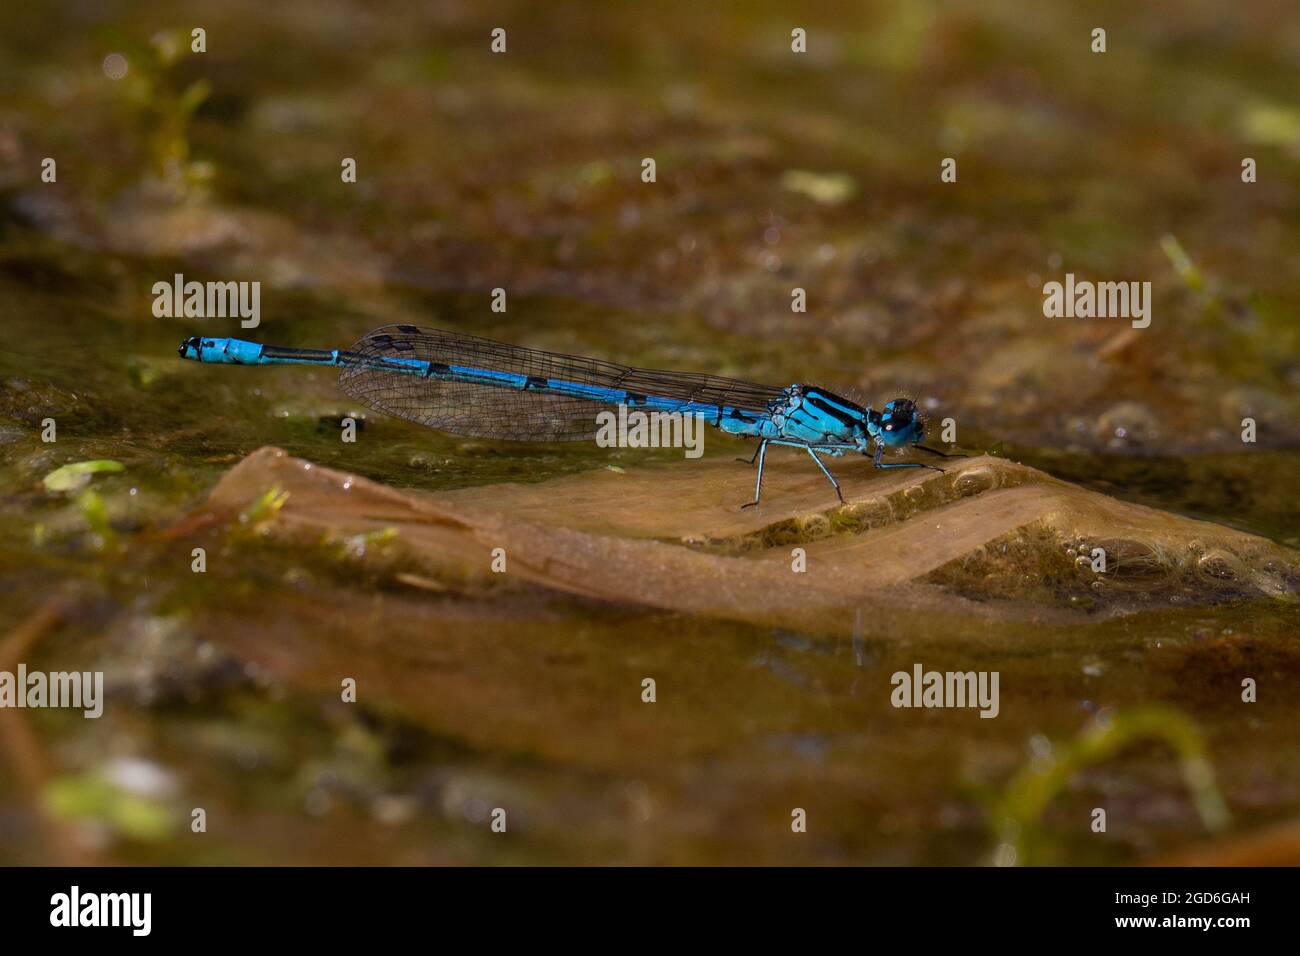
0,866 -> 1283,943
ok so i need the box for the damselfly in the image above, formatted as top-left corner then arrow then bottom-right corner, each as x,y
178,326 -> 954,507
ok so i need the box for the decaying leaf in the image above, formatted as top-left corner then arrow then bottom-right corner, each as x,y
202,447 -> 1298,639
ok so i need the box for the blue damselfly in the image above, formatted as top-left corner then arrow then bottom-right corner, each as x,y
178,326 -> 953,506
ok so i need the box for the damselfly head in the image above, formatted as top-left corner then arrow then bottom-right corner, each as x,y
178,336 -> 203,360
871,397 -> 924,447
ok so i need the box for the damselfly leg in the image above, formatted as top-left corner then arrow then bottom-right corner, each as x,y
916,444 -> 966,460
740,440 -> 847,509
873,444 -> 944,473
739,440 -> 770,509
805,447 -> 844,503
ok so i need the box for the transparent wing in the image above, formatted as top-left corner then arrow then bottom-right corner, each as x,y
337,325 -> 786,442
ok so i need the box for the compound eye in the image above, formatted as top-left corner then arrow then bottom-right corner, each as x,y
880,398 -> 915,431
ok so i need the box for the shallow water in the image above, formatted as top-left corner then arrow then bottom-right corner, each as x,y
1,0 -> 1298,865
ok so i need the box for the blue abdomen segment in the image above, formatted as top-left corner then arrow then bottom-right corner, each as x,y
180,337 -> 356,368
181,337 -> 273,365
716,408 -> 780,439
443,363 -> 733,420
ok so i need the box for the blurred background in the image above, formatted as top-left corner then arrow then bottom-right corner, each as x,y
0,1 -> 1297,865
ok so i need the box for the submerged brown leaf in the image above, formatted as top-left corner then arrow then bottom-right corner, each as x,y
203,448 -> 1298,639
